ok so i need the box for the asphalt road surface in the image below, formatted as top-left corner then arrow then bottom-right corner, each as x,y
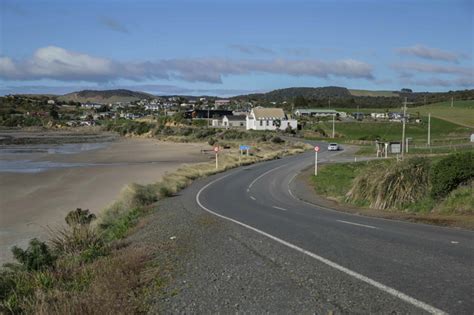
196,144 -> 474,314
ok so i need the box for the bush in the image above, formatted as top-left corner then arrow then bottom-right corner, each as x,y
11,239 -> 56,271
430,152 -> 474,199
65,208 -> 96,227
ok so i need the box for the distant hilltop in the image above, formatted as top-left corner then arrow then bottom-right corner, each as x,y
57,89 -> 154,104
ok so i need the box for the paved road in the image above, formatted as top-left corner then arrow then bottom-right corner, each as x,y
196,144 -> 474,314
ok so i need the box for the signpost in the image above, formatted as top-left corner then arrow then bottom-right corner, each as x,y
214,146 -> 219,169
314,146 -> 320,176
239,145 -> 250,165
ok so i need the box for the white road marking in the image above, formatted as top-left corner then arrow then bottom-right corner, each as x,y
250,196 -> 256,201
248,163 -> 288,190
337,220 -> 378,230
272,206 -> 287,211
196,174 -> 446,315
450,241 -> 459,244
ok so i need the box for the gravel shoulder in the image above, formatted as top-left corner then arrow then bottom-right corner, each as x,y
128,172 -> 421,313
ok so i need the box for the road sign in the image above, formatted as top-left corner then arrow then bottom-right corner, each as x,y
213,146 -> 219,153
314,146 -> 320,152
239,145 -> 250,150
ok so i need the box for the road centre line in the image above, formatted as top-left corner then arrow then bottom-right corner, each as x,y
337,220 -> 378,229
272,205 -> 287,211
250,196 -> 256,201
196,172 -> 446,315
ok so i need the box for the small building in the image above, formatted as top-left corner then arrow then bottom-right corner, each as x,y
294,108 -> 339,117
185,109 -> 233,119
145,104 -> 161,111
470,134 -> 474,142
352,112 -> 365,120
215,99 -> 231,107
370,112 -> 388,119
246,107 -> 297,131
47,99 -> 55,105
222,115 -> 246,129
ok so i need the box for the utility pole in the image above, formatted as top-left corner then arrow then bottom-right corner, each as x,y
332,114 -> 335,138
207,106 -> 210,127
401,97 -> 407,159
328,98 -> 331,109
427,113 -> 431,146
451,96 -> 454,108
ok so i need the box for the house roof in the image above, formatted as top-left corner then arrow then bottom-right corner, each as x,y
224,115 -> 246,121
252,107 -> 285,119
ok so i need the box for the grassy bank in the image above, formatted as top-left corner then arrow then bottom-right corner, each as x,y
310,152 -> 474,228
0,138 -> 310,314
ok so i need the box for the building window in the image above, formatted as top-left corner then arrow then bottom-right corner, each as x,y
266,120 -> 269,126
260,120 -> 263,126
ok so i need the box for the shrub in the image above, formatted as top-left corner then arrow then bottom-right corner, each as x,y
208,138 -> 217,146
430,152 -> 474,199
65,208 -> 96,227
130,183 -> 158,207
11,239 -> 56,271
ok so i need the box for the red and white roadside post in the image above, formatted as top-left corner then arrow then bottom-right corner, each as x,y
214,146 -> 219,169
314,146 -> 320,176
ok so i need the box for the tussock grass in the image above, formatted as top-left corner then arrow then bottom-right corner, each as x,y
346,157 -> 431,210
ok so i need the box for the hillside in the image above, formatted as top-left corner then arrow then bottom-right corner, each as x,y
57,89 -> 153,104
348,89 -> 399,97
408,100 -> 474,128
235,87 -> 474,109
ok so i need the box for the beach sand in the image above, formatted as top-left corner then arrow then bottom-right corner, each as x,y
0,138 -> 210,264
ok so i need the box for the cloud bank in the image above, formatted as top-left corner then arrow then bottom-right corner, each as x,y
0,46 -> 375,84
396,44 -> 466,63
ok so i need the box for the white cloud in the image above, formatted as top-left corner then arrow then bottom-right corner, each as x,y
392,62 -> 473,76
396,44 -> 466,63
229,44 -> 275,55
0,46 -> 375,83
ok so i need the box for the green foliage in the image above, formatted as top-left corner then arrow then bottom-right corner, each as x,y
130,183 -> 159,207
11,239 -> 56,272
430,152 -> 474,199
102,208 -> 141,241
437,182 -> 474,214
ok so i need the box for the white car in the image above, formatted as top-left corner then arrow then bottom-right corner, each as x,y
328,143 -> 339,151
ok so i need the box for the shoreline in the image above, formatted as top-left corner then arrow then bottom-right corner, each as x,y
0,135 -> 210,264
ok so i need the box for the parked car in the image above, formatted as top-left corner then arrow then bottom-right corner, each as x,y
328,143 -> 339,151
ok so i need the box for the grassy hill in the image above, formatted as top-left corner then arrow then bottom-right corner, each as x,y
408,100 -> 474,128
348,89 -> 399,97
57,89 -> 153,104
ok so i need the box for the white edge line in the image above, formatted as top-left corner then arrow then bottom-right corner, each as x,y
248,163 -> 289,190
196,173 -> 446,315
250,196 -> 256,201
272,206 -> 287,211
337,220 -> 378,229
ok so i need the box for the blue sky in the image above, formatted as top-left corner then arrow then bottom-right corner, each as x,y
0,0 -> 472,96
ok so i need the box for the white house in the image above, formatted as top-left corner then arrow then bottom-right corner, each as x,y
294,108 -> 347,118
246,107 -> 297,131
222,115 -> 246,129
145,104 -> 161,111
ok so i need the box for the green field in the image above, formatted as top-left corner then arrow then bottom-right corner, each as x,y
408,100 -> 474,128
315,116 -> 471,144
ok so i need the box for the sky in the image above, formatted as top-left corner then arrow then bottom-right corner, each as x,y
0,0 -> 473,96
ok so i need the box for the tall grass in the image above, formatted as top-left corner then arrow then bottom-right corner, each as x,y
346,157 -> 431,210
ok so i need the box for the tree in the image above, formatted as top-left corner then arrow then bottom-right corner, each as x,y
294,96 -> 308,108
49,107 -> 59,120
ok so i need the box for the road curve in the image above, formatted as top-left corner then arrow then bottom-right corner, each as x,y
196,145 -> 474,314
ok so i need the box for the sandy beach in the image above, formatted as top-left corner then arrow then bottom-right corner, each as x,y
0,136 -> 210,264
